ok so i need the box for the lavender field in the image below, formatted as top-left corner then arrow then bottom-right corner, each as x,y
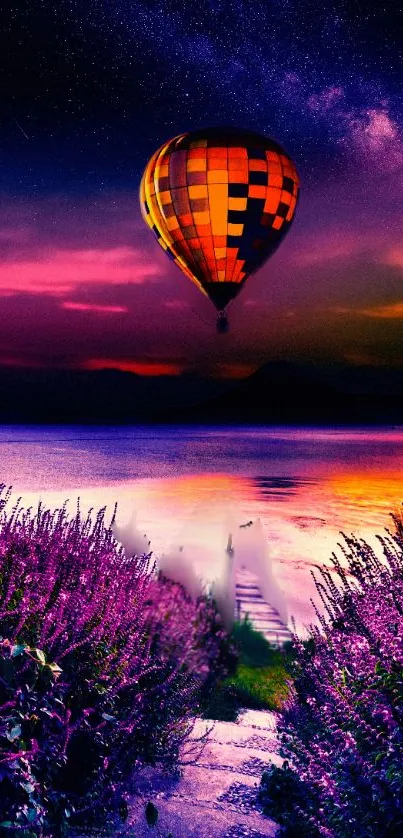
1,425 -> 403,836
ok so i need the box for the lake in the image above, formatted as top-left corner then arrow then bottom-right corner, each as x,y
1,424 -> 403,631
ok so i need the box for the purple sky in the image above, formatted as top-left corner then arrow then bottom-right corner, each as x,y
2,1 -> 402,377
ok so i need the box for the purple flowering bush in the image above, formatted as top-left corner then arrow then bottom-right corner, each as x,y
144,574 -> 238,696
260,522 -> 403,837
0,485 -> 229,834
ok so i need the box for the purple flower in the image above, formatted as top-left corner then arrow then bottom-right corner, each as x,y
0,484 -> 232,833
261,520 -> 403,836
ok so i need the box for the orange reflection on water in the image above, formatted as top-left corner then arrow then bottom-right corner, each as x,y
321,468 -> 403,532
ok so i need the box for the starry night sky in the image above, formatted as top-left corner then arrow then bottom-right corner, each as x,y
1,0 -> 403,378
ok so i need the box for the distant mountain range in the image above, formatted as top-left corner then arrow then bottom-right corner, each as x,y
1,362 -> 403,424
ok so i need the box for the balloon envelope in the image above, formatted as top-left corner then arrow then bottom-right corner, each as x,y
140,127 -> 299,311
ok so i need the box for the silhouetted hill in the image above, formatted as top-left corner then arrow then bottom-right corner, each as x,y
191,361 -> 403,423
0,368 -> 234,423
0,363 -> 403,423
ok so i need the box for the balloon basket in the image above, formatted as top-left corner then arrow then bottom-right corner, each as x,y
216,312 -> 229,334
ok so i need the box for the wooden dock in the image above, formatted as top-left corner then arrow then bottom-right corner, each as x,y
235,569 -> 293,647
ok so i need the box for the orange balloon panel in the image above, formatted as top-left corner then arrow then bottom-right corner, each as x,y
140,127 -> 300,310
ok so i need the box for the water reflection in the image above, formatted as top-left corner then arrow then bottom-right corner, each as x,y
1,426 -> 403,631
253,476 -> 315,498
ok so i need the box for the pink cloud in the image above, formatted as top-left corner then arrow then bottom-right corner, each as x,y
359,301 -> 403,319
61,301 -> 129,313
242,299 -> 261,307
0,247 -> 161,295
164,299 -> 190,310
386,248 -> 403,269
297,237 -> 359,266
0,193 -> 146,256
291,229 -> 374,267
330,300 -> 403,320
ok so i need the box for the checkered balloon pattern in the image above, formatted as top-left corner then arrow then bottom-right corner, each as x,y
140,127 -> 300,311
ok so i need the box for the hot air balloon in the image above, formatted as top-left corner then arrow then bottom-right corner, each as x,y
139,127 -> 299,332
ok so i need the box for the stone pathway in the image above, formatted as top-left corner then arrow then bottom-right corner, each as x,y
235,570 -> 293,646
75,574 -> 288,836
119,709 -> 281,836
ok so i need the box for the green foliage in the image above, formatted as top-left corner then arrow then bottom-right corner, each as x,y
232,616 -> 281,667
202,617 -> 291,719
226,662 -> 290,711
0,639 -> 69,834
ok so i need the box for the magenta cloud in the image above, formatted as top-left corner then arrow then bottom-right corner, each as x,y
0,247 -> 161,296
